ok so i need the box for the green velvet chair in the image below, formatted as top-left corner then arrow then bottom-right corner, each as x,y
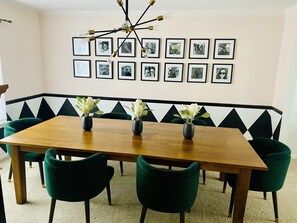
44,148 -> 114,223
136,156 -> 199,223
99,112 -> 132,176
171,117 -> 207,185
4,118 -> 45,187
224,137 -> 291,222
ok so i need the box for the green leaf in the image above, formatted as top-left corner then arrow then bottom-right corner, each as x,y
200,112 -> 210,118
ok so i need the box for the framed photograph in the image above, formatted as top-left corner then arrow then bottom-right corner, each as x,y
141,62 -> 159,81
73,59 -> 91,78
164,63 -> 184,82
118,38 -> 136,57
95,60 -> 113,79
95,37 -> 113,57
72,37 -> 90,56
187,63 -> 208,83
211,64 -> 233,84
213,39 -> 236,59
189,39 -> 210,59
165,38 -> 185,59
118,61 -> 136,80
141,38 -> 160,58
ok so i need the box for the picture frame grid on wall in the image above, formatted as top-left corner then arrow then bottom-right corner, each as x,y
72,37 -> 91,56
165,38 -> 185,59
95,60 -> 113,79
187,63 -> 208,83
73,59 -> 91,78
213,39 -> 236,59
118,61 -> 136,80
211,63 -> 233,84
141,38 -> 161,58
189,38 -> 210,59
95,37 -> 113,57
164,63 -> 184,82
141,62 -> 159,81
118,38 -> 136,57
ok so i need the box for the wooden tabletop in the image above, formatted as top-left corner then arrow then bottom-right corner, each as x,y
0,115 -> 267,172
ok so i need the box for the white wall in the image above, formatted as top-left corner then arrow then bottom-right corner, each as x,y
40,12 -> 284,105
0,0 -> 44,101
277,5 -> 297,157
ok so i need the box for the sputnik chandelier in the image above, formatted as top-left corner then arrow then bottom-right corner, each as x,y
83,0 -> 165,58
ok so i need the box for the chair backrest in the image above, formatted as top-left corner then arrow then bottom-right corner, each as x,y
248,137 -> 291,192
4,118 -> 43,156
171,117 -> 207,126
44,148 -> 109,202
136,156 -> 199,213
100,112 -> 132,120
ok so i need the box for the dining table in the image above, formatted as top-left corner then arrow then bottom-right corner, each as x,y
0,115 -> 267,223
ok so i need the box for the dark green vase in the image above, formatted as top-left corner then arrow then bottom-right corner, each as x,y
82,116 -> 93,131
183,123 -> 195,139
132,119 -> 143,135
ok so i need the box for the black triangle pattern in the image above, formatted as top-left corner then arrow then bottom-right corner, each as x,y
248,110 -> 272,139
142,104 -> 157,122
112,102 -> 127,114
0,128 -> 6,152
273,118 -> 281,140
6,114 -> 12,121
57,98 -> 79,117
19,102 -> 35,119
161,105 -> 180,123
197,106 -> 215,127
219,108 -> 247,134
37,98 -> 56,121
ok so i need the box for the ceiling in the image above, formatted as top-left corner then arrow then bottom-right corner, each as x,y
10,0 -> 297,13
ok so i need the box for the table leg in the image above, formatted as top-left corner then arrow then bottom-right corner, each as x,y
232,169 -> 251,223
11,145 -> 27,204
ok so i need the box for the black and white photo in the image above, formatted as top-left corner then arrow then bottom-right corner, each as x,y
73,59 -> 91,78
118,61 -> 136,80
72,37 -> 90,56
187,63 -> 208,83
141,38 -> 160,58
141,62 -> 159,81
95,60 -> 113,79
95,37 -> 113,56
213,39 -> 236,59
164,63 -> 184,82
189,39 -> 210,59
165,38 -> 185,59
118,38 -> 136,57
211,64 -> 233,84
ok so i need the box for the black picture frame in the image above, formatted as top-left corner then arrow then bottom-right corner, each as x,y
73,59 -> 91,78
189,38 -> 210,59
72,37 -> 90,56
165,38 -> 185,59
118,38 -> 136,57
118,61 -> 136,80
187,63 -> 208,83
213,39 -> 236,59
211,64 -> 233,84
164,63 -> 184,82
141,38 -> 160,58
95,60 -> 113,79
141,62 -> 159,81
95,37 -> 113,57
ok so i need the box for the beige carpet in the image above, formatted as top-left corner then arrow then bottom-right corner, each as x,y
0,157 -> 296,223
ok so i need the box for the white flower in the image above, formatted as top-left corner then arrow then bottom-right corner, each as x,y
127,99 -> 149,120
188,103 -> 200,117
174,103 -> 210,124
76,96 -> 103,117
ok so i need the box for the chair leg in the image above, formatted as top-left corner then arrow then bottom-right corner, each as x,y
222,178 -> 227,193
48,198 -> 56,223
29,161 -> 32,168
180,212 -> 185,223
202,170 -> 206,185
168,166 -> 172,170
38,161 -> 46,188
119,161 -> 124,176
84,200 -> 90,223
228,188 -> 236,217
272,192 -> 279,222
8,162 -> 12,182
106,182 -> 112,205
58,155 -> 62,160
263,191 -> 267,200
140,206 -> 147,223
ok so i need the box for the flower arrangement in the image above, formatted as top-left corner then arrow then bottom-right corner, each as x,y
76,96 -> 103,117
174,103 -> 210,124
127,99 -> 149,120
